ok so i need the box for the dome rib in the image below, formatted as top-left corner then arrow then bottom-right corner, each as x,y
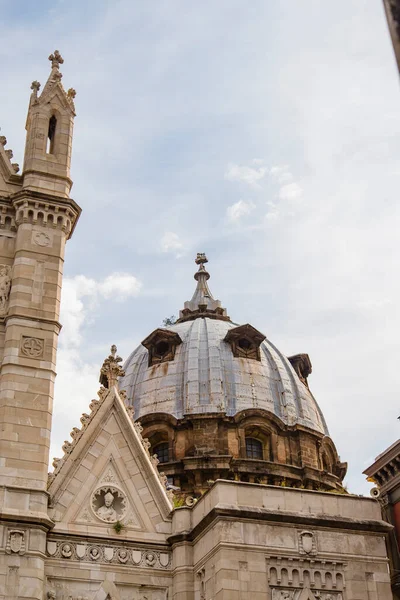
120,317 -> 329,435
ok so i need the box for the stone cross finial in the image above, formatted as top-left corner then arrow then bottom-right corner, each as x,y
195,253 -> 208,266
99,344 -> 125,389
31,80 -> 40,93
48,50 -> 64,69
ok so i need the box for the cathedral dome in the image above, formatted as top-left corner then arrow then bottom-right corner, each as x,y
120,253 -> 345,494
121,316 -> 328,435
121,253 -> 328,436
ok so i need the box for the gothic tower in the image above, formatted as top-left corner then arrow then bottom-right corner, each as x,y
0,52 -> 80,600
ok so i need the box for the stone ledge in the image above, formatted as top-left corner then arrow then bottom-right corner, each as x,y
168,503 -> 393,545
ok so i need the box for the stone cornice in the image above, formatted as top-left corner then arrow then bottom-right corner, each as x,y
168,503 -> 392,546
11,189 -> 81,239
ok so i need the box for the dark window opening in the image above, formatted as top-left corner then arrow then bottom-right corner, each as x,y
154,442 -> 169,463
47,115 -> 57,154
246,437 -> 263,460
238,337 -> 252,350
155,340 -> 169,357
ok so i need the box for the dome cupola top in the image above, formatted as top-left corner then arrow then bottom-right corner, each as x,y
177,253 -> 230,323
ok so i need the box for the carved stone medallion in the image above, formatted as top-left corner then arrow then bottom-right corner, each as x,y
32,231 -> 51,247
91,485 -> 127,523
20,336 -> 44,358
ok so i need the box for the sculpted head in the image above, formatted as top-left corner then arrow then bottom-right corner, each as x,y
104,491 -> 114,507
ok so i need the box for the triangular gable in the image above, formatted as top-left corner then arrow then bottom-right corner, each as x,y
48,385 -> 172,542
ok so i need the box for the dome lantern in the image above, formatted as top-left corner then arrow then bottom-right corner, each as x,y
177,253 -> 230,323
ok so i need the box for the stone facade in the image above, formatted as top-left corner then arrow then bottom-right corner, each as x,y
0,52 -> 395,600
364,439 -> 400,598
383,0 -> 400,74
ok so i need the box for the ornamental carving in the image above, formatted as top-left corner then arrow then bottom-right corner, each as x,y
13,197 -> 78,239
271,591 -> 342,600
21,336 -> 44,358
6,529 -> 25,555
267,555 -> 345,595
298,530 -> 317,555
91,486 -> 127,523
46,539 -> 171,569
0,265 -> 11,316
33,231 -> 51,247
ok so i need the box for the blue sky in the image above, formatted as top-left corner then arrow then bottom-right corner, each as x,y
1,0 -> 399,494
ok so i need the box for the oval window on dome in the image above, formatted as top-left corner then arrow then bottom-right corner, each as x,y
245,437 -> 263,460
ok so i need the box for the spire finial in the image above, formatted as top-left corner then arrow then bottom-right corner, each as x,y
177,253 -> 230,323
99,345 -> 125,389
195,252 -> 208,266
48,50 -> 64,70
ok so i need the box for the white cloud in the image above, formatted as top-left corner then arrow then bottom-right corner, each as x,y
98,273 -> 142,300
269,165 -> 293,184
227,199 -> 255,222
278,182 -> 303,201
51,271 -> 142,465
225,160 -> 269,188
60,273 -> 141,348
161,231 -> 184,256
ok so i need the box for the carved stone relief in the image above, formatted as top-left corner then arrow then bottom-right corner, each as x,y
46,539 -> 171,569
32,230 -> 51,247
6,529 -> 25,555
20,336 -> 45,358
91,485 -> 127,523
267,555 -> 345,596
298,530 -> 317,555
271,591 -> 342,600
0,265 -> 11,316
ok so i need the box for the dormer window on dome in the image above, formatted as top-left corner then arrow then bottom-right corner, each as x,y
141,328 -> 182,367
288,353 -> 312,388
224,324 -> 266,361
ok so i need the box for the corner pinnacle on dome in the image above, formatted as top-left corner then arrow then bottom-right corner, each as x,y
177,253 -> 230,323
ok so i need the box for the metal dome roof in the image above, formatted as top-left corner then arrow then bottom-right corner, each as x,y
120,255 -> 329,436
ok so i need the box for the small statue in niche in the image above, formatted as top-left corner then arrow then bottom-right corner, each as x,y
96,491 -> 117,522
0,265 -> 11,315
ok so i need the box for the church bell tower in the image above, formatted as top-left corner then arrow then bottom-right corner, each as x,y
0,52 -> 81,600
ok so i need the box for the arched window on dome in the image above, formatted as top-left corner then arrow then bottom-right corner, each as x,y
153,441 -> 169,464
245,437 -> 263,460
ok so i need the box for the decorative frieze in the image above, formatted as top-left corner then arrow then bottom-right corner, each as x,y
46,539 -> 171,569
271,591 -> 342,599
13,197 -> 78,238
267,555 -> 345,593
